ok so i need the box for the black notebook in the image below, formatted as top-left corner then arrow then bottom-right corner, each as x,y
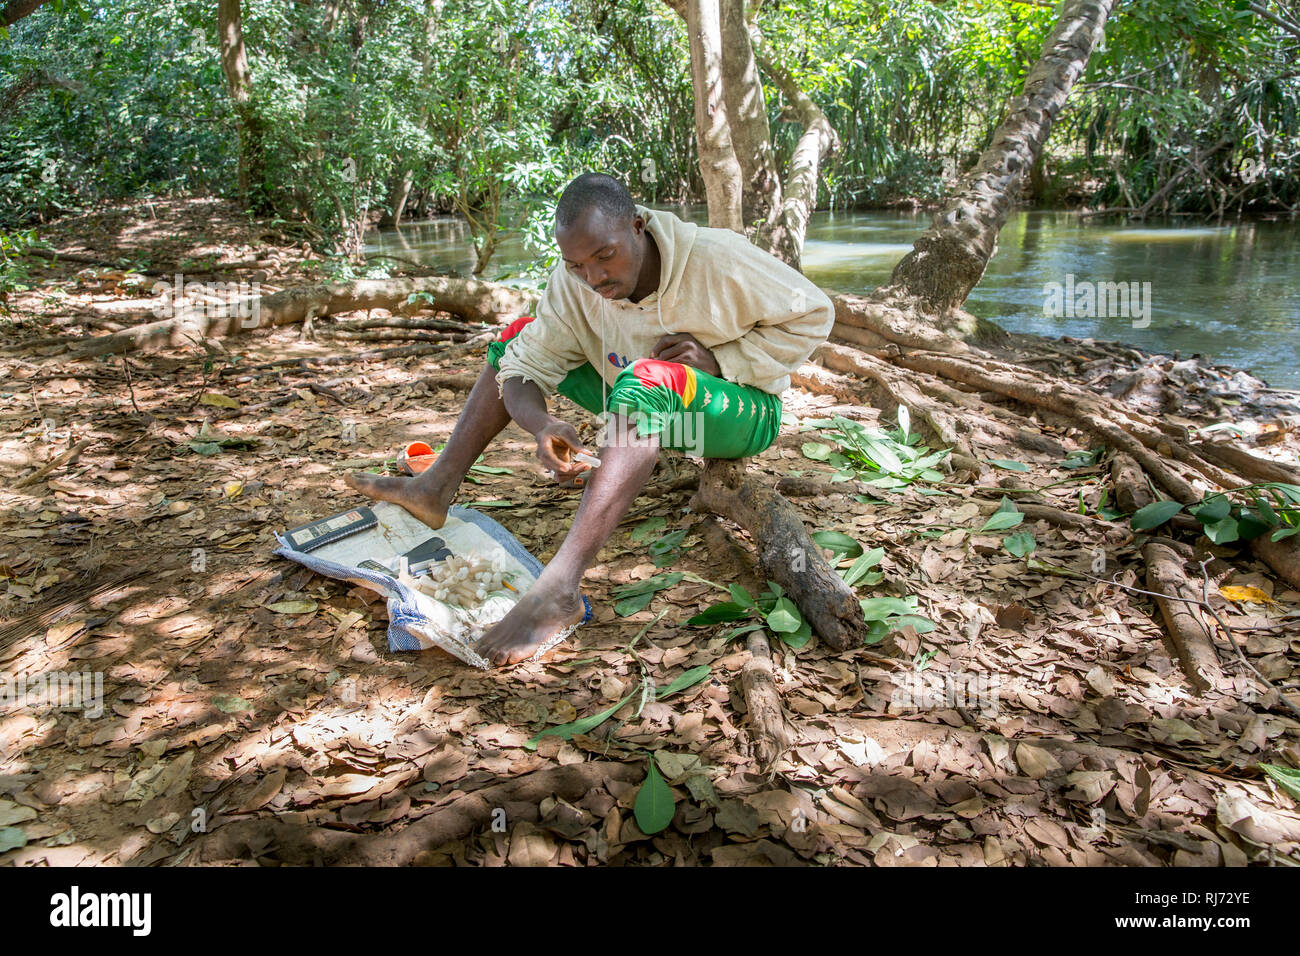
282,507 -> 379,553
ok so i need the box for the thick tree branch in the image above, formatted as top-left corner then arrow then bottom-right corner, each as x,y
1,0 -> 53,27
880,0 -> 1116,315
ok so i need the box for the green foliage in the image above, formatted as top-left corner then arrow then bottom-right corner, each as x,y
1128,483 -> 1300,541
634,754 -> 676,834
524,664 -> 711,751
610,571 -> 683,617
3,0 -> 1295,248
1002,530 -> 1037,558
1260,762 -> 1300,801
1060,0 -> 1300,212
979,497 -> 1025,533
0,229 -> 37,301
687,534 -> 933,649
801,408 -> 950,491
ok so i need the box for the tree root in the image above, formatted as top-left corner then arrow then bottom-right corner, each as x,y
789,363 -> 874,406
1110,452 -> 1154,515
194,761 -> 643,865
800,309 -> 1300,633
1141,542 -> 1222,695
741,631 -> 794,772
1249,533 -> 1300,592
814,342 -> 978,468
695,516 -> 794,772
1194,440 -> 1300,487
67,277 -> 535,357
973,497 -> 1128,537
831,294 -> 978,355
894,351 -> 1212,502
691,458 -> 870,651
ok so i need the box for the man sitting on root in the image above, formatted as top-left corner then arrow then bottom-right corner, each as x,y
346,172 -> 834,665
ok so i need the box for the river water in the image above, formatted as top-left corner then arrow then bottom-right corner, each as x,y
366,206 -> 1300,388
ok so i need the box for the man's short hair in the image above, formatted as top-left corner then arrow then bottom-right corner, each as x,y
555,173 -> 637,230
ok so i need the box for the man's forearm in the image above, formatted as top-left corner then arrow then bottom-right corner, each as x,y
501,377 -> 557,437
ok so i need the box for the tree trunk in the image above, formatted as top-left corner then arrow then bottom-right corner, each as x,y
381,171 -> 414,227
684,0 -> 744,233
718,0 -> 782,232
1,0 -> 53,27
881,0 -> 1115,318
753,51 -> 840,270
217,0 -> 269,214
64,276 -> 536,356
664,0 -> 837,268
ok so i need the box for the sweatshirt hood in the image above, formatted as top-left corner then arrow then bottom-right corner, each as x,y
637,204 -> 697,311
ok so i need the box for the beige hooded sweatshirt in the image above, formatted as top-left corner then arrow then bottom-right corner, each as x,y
495,204 -> 834,403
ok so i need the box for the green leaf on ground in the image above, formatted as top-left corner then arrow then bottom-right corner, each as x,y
766,597 -> 801,633
979,510 -> 1024,533
729,583 -> 755,608
526,692 -> 634,751
634,756 -> 676,835
1003,531 -> 1037,558
1261,763 -> 1300,801
811,530 -> 863,562
986,459 -> 1030,472
656,665 -> 712,698
685,602 -> 750,626
1131,500 -> 1185,531
629,516 -> 666,543
859,596 -> 916,621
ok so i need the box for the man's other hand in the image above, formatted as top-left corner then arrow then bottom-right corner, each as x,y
650,333 -> 721,377
534,419 -> 591,481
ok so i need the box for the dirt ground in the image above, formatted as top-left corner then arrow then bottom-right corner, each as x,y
2,198 -> 1299,867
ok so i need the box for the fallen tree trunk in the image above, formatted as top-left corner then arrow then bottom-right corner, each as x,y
67,277 -> 537,357
691,458 -> 871,651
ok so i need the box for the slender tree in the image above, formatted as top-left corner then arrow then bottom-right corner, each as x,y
666,0 -> 838,268
218,0 -> 270,213
683,0 -> 744,232
880,0 -> 1116,319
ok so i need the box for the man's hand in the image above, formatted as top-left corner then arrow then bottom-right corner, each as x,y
534,419 -> 591,481
650,333 -> 721,377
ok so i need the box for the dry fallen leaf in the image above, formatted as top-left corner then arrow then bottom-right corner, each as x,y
1219,585 -> 1277,606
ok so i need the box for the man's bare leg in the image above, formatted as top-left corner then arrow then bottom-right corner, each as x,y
344,363 -> 514,529
477,412 -> 661,666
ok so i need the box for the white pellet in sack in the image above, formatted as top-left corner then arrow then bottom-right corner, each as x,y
407,550 -> 515,609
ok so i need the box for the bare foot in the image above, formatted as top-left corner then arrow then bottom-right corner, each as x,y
344,470 -> 451,530
475,583 -> 586,666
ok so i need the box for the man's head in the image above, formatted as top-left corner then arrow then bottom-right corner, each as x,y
555,173 -> 656,301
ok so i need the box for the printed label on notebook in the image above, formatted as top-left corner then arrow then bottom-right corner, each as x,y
283,507 -> 378,552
